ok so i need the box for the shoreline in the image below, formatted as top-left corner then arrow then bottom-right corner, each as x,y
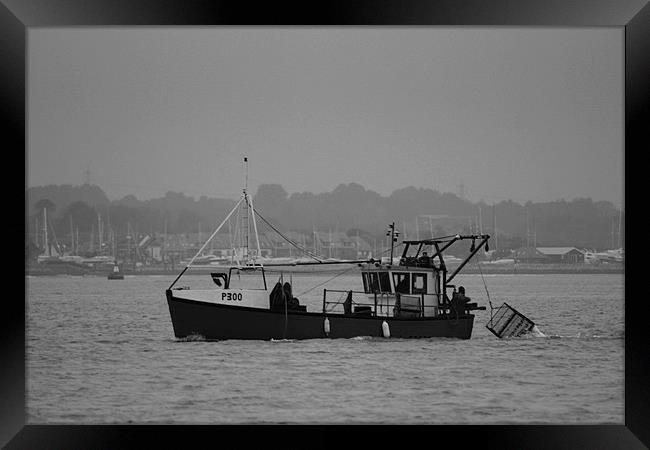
25,262 -> 624,277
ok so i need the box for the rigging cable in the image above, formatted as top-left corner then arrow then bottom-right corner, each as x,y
252,209 -> 325,262
281,273 -> 288,339
294,242 -> 404,298
476,259 -> 494,322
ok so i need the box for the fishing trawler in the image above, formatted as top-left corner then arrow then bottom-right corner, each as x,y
165,159 -> 488,340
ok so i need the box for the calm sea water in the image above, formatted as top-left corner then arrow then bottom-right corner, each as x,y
26,270 -> 624,424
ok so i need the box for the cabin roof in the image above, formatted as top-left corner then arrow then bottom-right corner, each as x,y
536,247 -> 582,255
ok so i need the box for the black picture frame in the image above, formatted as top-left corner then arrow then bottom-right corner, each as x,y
5,0 -> 648,447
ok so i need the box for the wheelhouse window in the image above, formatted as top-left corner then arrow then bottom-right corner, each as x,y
362,272 -> 370,293
393,273 -> 410,294
412,273 -> 427,294
369,272 -> 380,292
378,272 -> 392,293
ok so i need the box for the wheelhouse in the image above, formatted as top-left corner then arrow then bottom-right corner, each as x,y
360,267 -> 438,297
324,234 -> 490,319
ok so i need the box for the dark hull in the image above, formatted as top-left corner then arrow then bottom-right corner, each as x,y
166,290 -> 474,340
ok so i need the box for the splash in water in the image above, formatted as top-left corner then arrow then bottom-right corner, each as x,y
530,325 -> 547,337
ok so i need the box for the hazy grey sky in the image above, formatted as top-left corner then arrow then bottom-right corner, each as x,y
28,27 -> 623,206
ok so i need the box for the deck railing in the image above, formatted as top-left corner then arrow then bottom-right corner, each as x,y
322,289 -> 447,317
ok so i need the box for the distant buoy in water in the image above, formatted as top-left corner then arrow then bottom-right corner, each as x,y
382,321 -> 390,338
324,317 -> 330,336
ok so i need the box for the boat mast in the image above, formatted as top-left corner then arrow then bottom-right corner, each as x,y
247,190 -> 263,264
168,195 -> 245,290
237,157 -> 262,264
168,157 -> 260,289
242,157 -> 249,261
386,222 -> 399,263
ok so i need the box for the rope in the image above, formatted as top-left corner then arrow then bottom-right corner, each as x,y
295,265 -> 357,297
252,209 -> 324,262
476,259 -> 494,322
277,273 -> 288,339
324,291 -> 349,313
294,242 -> 404,298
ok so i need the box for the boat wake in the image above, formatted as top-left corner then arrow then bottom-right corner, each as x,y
545,332 -> 621,340
178,333 -> 206,342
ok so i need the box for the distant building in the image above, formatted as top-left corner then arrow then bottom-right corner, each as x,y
512,246 -> 585,264
536,247 -> 585,264
512,247 -> 548,264
314,231 -> 359,260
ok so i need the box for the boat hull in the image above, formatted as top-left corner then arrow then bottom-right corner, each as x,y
166,290 -> 474,340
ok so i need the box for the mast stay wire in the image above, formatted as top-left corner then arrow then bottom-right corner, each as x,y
294,242 -> 404,298
252,208 -> 326,262
476,258 -> 494,321
233,200 -> 409,299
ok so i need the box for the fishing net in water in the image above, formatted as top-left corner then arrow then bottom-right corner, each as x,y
486,302 -> 535,338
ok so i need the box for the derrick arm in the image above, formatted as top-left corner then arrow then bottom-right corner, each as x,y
447,234 -> 490,284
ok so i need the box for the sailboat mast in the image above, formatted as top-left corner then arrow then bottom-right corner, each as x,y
198,221 -> 202,248
618,205 -> 623,248
228,218 -> 233,263
329,228 -> 332,258
35,215 -> 39,251
163,217 -> 167,264
97,211 -> 103,254
43,207 -> 48,256
106,207 -> 111,254
70,215 -> 74,255
493,203 -> 497,251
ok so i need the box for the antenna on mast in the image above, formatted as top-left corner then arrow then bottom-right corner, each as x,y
243,157 -> 248,194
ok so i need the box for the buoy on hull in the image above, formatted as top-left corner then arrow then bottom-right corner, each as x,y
324,317 -> 330,337
382,320 -> 390,338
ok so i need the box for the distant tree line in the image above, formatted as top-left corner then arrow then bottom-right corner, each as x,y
26,183 -> 624,251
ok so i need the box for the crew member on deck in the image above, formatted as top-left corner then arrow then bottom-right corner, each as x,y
418,252 -> 431,267
270,282 -> 284,310
283,282 -> 301,310
451,286 -> 470,315
343,290 -> 353,314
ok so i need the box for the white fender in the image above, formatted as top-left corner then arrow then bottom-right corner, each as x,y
382,320 -> 390,338
324,317 -> 330,336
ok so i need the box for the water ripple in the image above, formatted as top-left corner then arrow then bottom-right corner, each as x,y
27,273 -> 624,424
